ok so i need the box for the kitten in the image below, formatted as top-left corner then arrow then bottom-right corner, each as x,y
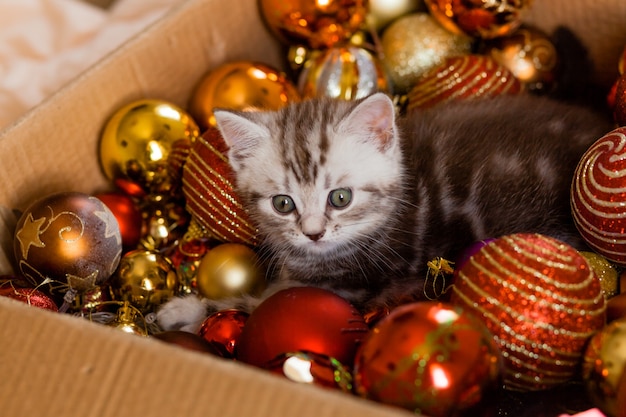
157,93 -> 613,332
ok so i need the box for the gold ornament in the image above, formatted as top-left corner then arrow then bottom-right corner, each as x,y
424,0 -> 533,39
583,318 -> 626,417
380,13 -> 473,94
581,251 -> 620,299
298,46 -> 390,100
99,99 -> 200,194
482,26 -> 558,94
188,61 -> 300,131
106,301 -> 148,336
196,243 -> 265,300
367,0 -> 425,31
111,249 -> 179,313
258,0 -> 368,49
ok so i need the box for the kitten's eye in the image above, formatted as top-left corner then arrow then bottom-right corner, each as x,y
272,195 -> 296,214
328,188 -> 352,209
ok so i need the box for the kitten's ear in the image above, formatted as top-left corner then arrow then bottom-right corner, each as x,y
337,93 -> 397,151
214,110 -> 269,169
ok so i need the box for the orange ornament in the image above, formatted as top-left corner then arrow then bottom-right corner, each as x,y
450,233 -> 606,391
182,127 -> 258,246
354,301 -> 503,417
258,0 -> 368,49
188,61 -> 299,131
407,54 -> 522,111
424,0 -> 532,39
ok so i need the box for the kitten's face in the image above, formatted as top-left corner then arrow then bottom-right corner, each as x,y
215,93 -> 404,261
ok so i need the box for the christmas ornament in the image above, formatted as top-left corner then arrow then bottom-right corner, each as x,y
198,309 -> 249,358
258,0 -> 368,49
95,190 -> 143,251
298,46 -> 389,100
580,251 -> 620,299
380,13 -> 473,94
582,317 -> 626,417
367,0 -> 424,31
195,243 -> 265,300
111,249 -> 179,314
572,127 -> 626,265
424,0 -> 532,39
265,351 -> 353,392
0,276 -> 58,311
182,127 -> 258,246
613,75 -> 626,126
188,61 -> 299,131
106,301 -> 148,336
13,192 -> 122,297
165,235 -> 213,295
482,26 -> 558,94
138,194 -> 189,251
455,239 -> 495,271
236,287 -> 369,368
72,284 -> 113,314
450,233 -> 606,391
353,301 -> 503,417
99,99 -> 200,194
153,330 -> 221,355
407,54 -> 523,111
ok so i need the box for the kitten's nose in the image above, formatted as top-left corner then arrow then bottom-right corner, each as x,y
305,231 -> 325,241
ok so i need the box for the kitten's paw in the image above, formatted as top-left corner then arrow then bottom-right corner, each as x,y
156,294 -> 209,333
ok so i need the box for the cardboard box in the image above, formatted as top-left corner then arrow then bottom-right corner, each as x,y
0,0 -> 625,416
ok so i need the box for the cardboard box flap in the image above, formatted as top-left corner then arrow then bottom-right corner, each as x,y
0,298 -> 410,417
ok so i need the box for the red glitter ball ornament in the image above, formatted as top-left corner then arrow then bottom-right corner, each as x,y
0,276 -> 58,312
198,309 -> 249,358
182,127 -> 258,246
406,54 -> 522,112
353,301 -> 503,417
572,127 -> 626,265
450,233 -> 606,391
235,287 -> 369,368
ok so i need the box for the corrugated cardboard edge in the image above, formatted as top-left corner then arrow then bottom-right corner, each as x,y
0,298 -> 410,417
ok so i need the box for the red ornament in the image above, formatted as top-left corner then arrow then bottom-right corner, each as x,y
572,127 -> 626,265
164,236 -> 213,294
235,287 -> 369,368
265,351 -> 353,392
153,330 -> 221,355
198,309 -> 249,358
0,276 -> 58,312
406,55 -> 522,111
450,233 -> 606,391
182,127 -> 258,246
613,75 -> 626,126
353,301 -> 502,417
95,191 -> 143,251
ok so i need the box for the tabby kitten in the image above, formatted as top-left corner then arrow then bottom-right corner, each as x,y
157,93 -> 612,332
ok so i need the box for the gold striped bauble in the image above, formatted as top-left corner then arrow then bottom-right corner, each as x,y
450,233 -> 606,391
182,127 -> 258,246
572,127 -> 626,266
406,54 -> 522,112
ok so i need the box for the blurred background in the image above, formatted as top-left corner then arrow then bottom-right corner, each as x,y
0,0 -> 184,130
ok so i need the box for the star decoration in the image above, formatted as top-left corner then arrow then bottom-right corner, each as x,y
66,271 -> 98,292
93,200 -> 122,246
15,213 -> 47,259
